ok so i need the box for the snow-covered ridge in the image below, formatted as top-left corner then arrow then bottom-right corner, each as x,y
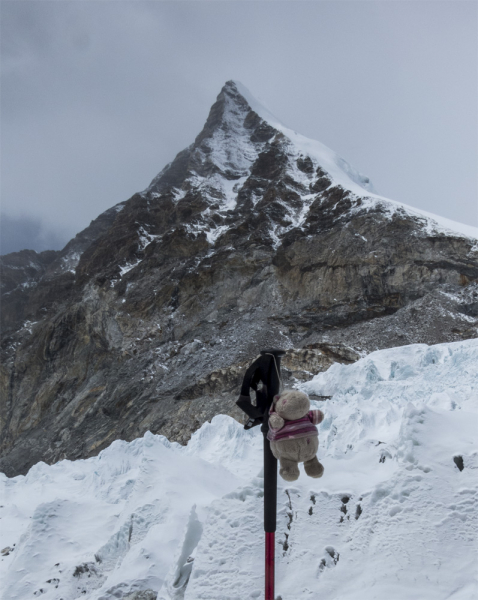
232,80 -> 478,240
233,81 -> 375,193
1,339 -> 477,599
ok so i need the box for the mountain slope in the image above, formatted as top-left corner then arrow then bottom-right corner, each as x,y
1,80 -> 477,477
1,339 -> 476,600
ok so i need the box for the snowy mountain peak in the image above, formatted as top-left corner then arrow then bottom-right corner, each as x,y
194,79 -> 282,145
145,81 -> 476,242
212,80 -> 376,195
142,80 -> 384,251
147,80 -> 375,204
222,80 -> 285,129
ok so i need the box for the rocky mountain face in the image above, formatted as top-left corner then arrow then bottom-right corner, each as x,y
1,80 -> 477,477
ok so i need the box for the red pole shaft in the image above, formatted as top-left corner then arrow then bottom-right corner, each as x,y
265,531 -> 275,600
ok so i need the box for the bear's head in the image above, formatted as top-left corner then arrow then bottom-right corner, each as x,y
273,389 -> 310,421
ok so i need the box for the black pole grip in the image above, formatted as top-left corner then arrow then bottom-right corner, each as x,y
260,349 -> 284,534
236,348 -> 285,533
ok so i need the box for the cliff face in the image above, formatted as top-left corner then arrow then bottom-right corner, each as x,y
1,81 -> 477,477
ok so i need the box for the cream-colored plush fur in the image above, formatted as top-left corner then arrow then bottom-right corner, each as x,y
269,389 -> 324,482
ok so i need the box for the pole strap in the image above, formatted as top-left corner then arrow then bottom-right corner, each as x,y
264,352 -> 283,395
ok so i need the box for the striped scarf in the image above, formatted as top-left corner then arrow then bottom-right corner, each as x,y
267,408 -> 324,442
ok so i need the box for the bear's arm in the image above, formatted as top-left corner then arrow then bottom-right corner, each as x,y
308,409 -> 324,425
269,413 -> 285,430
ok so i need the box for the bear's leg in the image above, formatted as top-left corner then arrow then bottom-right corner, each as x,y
279,458 -> 300,482
304,456 -> 324,479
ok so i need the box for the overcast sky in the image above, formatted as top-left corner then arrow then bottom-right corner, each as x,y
1,0 -> 477,255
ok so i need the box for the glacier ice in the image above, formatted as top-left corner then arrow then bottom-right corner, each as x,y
1,339 -> 477,599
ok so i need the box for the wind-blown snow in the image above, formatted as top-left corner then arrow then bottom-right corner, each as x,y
1,339 -> 477,599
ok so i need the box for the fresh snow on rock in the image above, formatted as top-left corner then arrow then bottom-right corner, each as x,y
1,339 -> 477,600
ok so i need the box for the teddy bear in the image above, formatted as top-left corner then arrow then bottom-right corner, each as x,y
267,389 -> 325,482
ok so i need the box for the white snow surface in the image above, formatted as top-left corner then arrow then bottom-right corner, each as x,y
1,339 -> 477,599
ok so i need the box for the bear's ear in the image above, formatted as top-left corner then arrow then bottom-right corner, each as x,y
269,414 -> 285,430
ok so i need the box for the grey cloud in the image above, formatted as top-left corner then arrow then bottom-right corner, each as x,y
0,213 -> 67,256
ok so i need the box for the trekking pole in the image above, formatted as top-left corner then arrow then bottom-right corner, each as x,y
236,348 -> 285,600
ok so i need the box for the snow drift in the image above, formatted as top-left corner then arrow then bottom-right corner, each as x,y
1,339 -> 477,599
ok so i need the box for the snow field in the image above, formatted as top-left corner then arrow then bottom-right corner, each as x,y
0,433 -> 242,599
1,339 -> 477,599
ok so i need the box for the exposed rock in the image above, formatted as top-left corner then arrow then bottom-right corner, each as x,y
123,592 -> 157,600
1,80 -> 477,477
0,249 -> 59,296
0,202 -> 126,335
